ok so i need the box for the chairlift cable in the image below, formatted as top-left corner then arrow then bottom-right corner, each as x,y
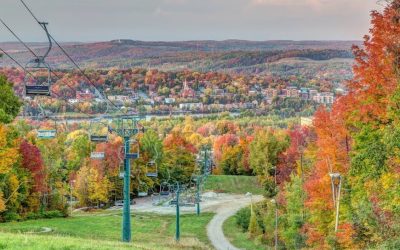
19,0 -> 120,112
1,46 -> 108,123
0,17 -> 38,57
0,47 -> 35,77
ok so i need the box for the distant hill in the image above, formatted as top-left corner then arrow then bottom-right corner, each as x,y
0,39 -> 359,73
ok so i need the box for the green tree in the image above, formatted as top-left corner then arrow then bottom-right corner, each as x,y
220,145 -> 243,175
280,174 -> 306,249
0,75 -> 21,124
66,131 -> 91,171
249,129 -> 288,197
248,203 -> 261,238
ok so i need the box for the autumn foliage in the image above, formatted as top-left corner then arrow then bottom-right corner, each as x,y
20,140 -> 47,193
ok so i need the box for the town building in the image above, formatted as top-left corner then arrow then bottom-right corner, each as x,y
107,95 -> 133,103
165,98 -> 176,104
300,88 -> 309,100
309,89 -> 318,100
263,88 -> 278,99
179,103 -> 203,110
181,79 -> 196,98
313,92 -> 334,104
286,87 -> 300,98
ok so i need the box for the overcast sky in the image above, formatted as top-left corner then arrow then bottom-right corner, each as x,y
0,0 -> 382,42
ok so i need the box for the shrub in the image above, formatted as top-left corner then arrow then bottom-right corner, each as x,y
235,207 -> 251,232
25,210 -> 65,220
42,210 -> 64,219
3,211 -> 21,222
26,212 -> 41,220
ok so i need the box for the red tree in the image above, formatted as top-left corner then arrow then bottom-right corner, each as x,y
20,140 -> 47,193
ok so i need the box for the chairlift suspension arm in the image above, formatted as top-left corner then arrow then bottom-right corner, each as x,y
39,22 -> 52,60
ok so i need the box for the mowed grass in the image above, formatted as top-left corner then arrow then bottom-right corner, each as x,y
223,215 -> 266,250
0,211 -> 214,250
204,175 -> 264,195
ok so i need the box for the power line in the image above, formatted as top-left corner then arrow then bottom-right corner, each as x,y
0,16 -> 114,119
0,18 -> 91,117
0,17 -> 37,57
0,47 -> 33,77
19,0 -> 120,112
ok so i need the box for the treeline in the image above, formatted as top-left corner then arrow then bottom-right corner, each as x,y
0,80 -> 302,222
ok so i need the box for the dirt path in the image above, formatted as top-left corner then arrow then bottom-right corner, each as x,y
206,195 -> 263,250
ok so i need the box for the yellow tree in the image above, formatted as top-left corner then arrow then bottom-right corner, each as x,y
87,165 -> 111,206
0,124 -> 19,212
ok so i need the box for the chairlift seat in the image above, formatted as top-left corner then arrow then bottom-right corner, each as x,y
90,135 -> 108,142
37,130 -> 56,139
26,85 -> 51,96
160,191 -> 170,196
146,172 -> 158,178
126,153 -> 139,159
91,152 -> 105,159
138,192 -> 148,197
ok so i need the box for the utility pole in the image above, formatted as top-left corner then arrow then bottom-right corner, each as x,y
329,173 -> 342,233
196,176 -> 200,215
203,148 -> 208,175
111,116 -> 143,243
122,138 -> 131,242
69,180 -> 75,216
175,182 -> 181,242
275,202 -> 278,250
273,165 -> 278,250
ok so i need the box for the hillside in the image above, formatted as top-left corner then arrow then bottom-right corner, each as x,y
0,40 -> 357,74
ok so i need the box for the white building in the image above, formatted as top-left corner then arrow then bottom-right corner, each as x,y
165,98 -> 176,104
179,103 -> 203,110
313,92 -> 334,104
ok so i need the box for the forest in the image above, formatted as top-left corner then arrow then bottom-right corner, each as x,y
0,1 -> 400,249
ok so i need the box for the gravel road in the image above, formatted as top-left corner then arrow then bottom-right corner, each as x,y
206,195 -> 263,250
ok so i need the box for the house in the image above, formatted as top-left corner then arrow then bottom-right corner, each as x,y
107,95 -> 132,103
286,87 -> 300,98
300,88 -> 309,100
68,99 -> 79,104
263,88 -> 278,99
248,90 -> 258,96
76,90 -> 94,100
279,89 -> 288,98
213,89 -> 225,96
179,103 -> 203,110
165,98 -> 176,104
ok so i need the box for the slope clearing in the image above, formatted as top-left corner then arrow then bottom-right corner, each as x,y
204,175 -> 264,195
0,211 -> 213,250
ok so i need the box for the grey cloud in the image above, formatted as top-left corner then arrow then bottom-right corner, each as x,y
0,0 -> 381,42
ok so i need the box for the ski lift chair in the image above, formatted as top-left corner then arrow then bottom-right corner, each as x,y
89,118 -> 109,142
125,139 -> 140,159
24,23 -> 53,96
146,160 -> 158,178
37,120 -> 57,139
138,182 -> 148,197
